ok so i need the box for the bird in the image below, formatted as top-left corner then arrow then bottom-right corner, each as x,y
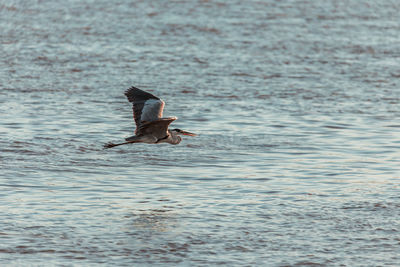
104,86 -> 196,149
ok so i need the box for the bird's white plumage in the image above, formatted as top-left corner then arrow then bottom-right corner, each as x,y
140,98 -> 165,122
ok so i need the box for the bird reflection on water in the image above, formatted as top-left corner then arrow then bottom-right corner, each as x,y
129,209 -> 176,233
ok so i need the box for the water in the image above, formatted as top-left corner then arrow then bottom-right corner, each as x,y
1,0 -> 400,266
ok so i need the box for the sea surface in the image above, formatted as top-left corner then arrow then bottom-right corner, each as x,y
1,0 -> 400,266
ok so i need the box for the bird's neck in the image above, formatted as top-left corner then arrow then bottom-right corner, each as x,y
168,130 -> 182,145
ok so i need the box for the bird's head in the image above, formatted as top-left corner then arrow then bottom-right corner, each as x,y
171,129 -> 197,136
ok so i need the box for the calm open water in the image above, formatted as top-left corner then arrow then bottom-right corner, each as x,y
1,0 -> 400,266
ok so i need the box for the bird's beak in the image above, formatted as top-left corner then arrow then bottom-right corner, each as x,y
180,130 -> 197,136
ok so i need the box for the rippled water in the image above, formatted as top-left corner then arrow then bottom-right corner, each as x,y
1,0 -> 400,266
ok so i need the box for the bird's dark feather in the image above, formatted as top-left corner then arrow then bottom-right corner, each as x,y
136,118 -> 176,139
124,86 -> 164,132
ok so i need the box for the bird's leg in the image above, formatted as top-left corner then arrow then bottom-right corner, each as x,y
103,141 -> 133,149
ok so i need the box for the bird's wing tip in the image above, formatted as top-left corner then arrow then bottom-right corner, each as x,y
124,86 -> 160,101
124,86 -> 138,96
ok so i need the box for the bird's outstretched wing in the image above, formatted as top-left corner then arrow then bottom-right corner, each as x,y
136,117 -> 177,139
124,86 -> 165,132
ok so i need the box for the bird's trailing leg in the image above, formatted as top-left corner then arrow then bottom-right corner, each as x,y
103,141 -> 136,149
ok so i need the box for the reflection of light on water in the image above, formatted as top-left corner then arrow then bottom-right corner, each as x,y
1,0 -> 400,265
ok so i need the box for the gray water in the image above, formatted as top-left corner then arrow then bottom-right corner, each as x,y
1,0 -> 400,266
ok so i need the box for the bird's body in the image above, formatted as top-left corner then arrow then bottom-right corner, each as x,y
124,118 -> 181,144
104,86 -> 196,149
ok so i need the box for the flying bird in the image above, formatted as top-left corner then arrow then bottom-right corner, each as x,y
104,86 -> 196,148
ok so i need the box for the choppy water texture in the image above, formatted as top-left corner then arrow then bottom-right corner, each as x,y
1,0 -> 400,266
